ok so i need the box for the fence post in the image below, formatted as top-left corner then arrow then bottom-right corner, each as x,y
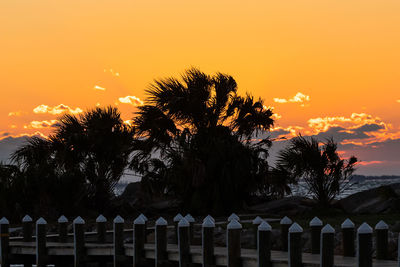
375,220 -> 388,260
174,214 -> 184,244
252,216 -> 263,248
73,216 -> 86,267
96,214 -> 107,243
0,217 -> 10,267
280,216 -> 292,251
228,213 -> 240,222
309,217 -> 323,254
22,215 -> 33,242
258,221 -> 271,267
178,218 -> 191,267
139,214 -> 148,242
36,217 -> 47,267
114,215 -> 125,267
288,222 -> 303,267
320,224 -> 335,267
155,217 -> 168,267
357,223 -> 372,267
227,219 -> 241,267
185,214 -> 195,244
133,215 -> 146,267
202,216 -> 215,267
58,215 -> 69,243
341,218 -> 355,257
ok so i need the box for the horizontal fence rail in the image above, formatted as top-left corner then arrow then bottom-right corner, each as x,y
0,214 -> 398,267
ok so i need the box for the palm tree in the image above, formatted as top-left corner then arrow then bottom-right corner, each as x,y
12,106 -> 135,213
132,68 -> 277,213
275,135 -> 357,207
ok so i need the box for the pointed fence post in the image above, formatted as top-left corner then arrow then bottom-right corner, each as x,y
258,221 -> 272,267
227,219 -> 241,267
0,217 -> 10,267
280,216 -> 292,251
36,217 -> 47,267
133,215 -> 146,267
73,216 -> 86,267
139,214 -> 148,242
202,216 -> 215,267
310,217 -> 323,254
174,214 -> 184,244
228,213 -> 240,222
341,218 -> 355,257
96,214 -> 107,243
58,215 -> 69,243
357,223 -> 372,267
22,215 -> 33,242
375,220 -> 388,260
252,216 -> 264,249
320,224 -> 335,267
155,217 -> 168,267
178,218 -> 191,267
288,222 -> 303,267
114,215 -> 125,267
185,214 -> 195,244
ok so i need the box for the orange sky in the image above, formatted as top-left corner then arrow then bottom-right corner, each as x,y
1,0 -> 400,174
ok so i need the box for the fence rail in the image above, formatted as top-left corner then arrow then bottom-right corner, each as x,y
0,213 -> 398,267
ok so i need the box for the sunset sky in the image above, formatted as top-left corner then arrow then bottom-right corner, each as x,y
1,0 -> 400,175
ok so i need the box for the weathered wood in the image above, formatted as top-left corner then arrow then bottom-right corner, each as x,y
96,214 -> 107,243
36,217 -> 47,267
227,219 -> 241,267
320,224 -> 335,267
375,220 -> 389,260
309,217 -> 322,254
114,215 -> 125,267
178,218 -> 191,267
174,214 -> 184,244
341,218 -> 355,257
280,216 -> 292,252
202,216 -> 215,267
288,222 -> 302,267
58,215 -> 69,243
134,215 -> 146,267
357,223 -> 372,267
73,216 -> 86,267
0,217 -> 10,267
257,221 -> 271,267
252,216 -> 263,249
155,217 -> 168,267
228,213 -> 240,222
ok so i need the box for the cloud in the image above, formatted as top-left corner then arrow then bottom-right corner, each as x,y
104,68 -> 120,77
273,92 -> 310,105
94,85 -> 106,91
357,160 -> 384,166
33,104 -> 83,115
8,111 -> 26,117
118,96 -> 144,106
24,120 -> 59,129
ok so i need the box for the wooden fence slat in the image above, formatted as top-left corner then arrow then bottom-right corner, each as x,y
357,222 -> 373,267
0,217 -> 10,267
178,218 -> 191,267
73,216 -> 86,267
58,215 -> 69,243
252,216 -> 263,249
309,217 -> 323,254
202,216 -> 215,267
288,222 -> 302,267
320,224 -> 335,267
174,214 -> 184,244
36,217 -> 47,267
134,215 -> 146,267
375,220 -> 389,260
155,217 -> 168,267
341,218 -> 355,257
114,215 -> 125,267
257,221 -> 271,267
227,219 -> 241,267
280,216 -> 292,252
96,214 -> 107,243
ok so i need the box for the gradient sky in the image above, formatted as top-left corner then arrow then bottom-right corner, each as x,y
1,0 -> 400,175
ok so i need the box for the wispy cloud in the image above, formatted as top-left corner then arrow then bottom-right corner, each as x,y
94,85 -> 106,91
8,111 -> 26,117
118,96 -> 144,106
33,104 -> 83,115
358,160 -> 384,166
273,92 -> 310,106
24,120 -> 59,129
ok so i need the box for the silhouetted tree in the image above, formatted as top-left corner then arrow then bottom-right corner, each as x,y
12,106 -> 135,214
275,135 -> 357,207
131,68 -> 278,213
